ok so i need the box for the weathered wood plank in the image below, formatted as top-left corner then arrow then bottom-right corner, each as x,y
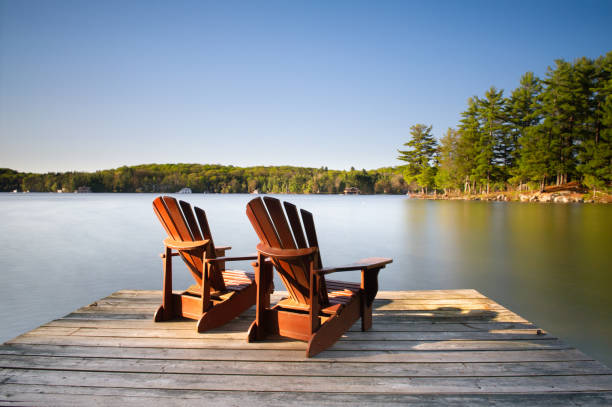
95,296 -> 502,306
3,385 -> 611,407
8,333 -> 571,351
1,355 -> 609,377
109,289 -> 489,299
43,318 -> 540,332
2,368 -> 612,393
66,307 -> 528,324
2,289 -> 610,406
0,343 -> 593,363
24,326 -> 555,341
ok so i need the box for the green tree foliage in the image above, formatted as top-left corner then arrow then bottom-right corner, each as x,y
420,51 -> 612,194
435,128 -> 462,194
397,124 -> 438,193
507,72 -> 543,188
475,87 -> 508,193
456,97 -> 481,193
577,52 -> 612,193
0,164 -> 409,194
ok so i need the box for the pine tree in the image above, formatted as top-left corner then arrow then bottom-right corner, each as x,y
578,52 -> 612,193
507,72 -> 542,189
477,86 -> 508,193
435,128 -> 462,194
398,124 -> 438,193
456,97 -> 481,193
541,59 -> 584,185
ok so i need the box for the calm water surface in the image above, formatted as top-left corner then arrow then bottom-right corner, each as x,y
1,193 -> 611,366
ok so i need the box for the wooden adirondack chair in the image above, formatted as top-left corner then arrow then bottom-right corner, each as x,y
246,196 -> 392,357
152,196 -> 258,332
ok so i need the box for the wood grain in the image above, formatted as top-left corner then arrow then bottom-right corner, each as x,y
1,289 -> 611,406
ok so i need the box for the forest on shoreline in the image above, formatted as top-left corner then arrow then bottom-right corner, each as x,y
1,52 -> 610,198
400,52 -> 611,195
0,164 -> 407,194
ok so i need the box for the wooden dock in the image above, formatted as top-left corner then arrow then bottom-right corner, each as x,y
1,289 -> 611,406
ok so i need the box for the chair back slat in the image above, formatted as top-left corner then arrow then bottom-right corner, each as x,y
300,208 -> 324,270
194,207 -> 214,246
179,200 -> 203,241
153,198 -> 180,240
246,197 -> 282,247
192,205 -> 226,290
161,197 -> 194,241
263,197 -> 297,249
300,209 -> 318,248
299,208 -> 327,303
283,202 -> 308,249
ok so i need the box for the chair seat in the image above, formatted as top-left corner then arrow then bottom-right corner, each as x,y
277,278 -> 361,315
185,270 -> 255,297
222,269 -> 255,290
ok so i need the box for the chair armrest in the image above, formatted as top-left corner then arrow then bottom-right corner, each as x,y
256,242 -> 318,260
206,254 -> 257,263
315,257 -> 392,275
215,246 -> 231,257
163,237 -> 210,251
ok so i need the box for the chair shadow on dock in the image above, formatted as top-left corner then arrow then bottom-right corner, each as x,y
373,305 -> 499,321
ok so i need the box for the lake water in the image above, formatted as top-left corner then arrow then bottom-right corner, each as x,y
1,193 -> 611,367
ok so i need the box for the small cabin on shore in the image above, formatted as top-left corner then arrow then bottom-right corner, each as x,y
344,187 -> 361,195
177,188 -> 192,194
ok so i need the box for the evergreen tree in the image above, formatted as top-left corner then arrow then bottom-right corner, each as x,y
397,124 -> 438,193
456,97 -> 481,193
435,128 -> 462,193
578,52 -> 612,193
476,86 -> 508,192
541,59 -> 583,185
507,72 -> 542,188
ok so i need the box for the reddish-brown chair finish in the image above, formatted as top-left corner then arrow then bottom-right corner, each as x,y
153,196 -> 258,332
246,196 -> 392,357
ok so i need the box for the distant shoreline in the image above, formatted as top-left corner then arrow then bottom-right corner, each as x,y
409,191 -> 612,204
4,190 -> 611,204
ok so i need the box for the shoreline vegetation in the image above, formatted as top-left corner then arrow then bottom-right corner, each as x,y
398,52 -> 612,202
1,53 -> 610,203
1,165 -> 610,203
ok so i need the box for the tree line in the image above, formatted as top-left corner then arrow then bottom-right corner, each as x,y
399,52 -> 611,194
0,164 -> 408,194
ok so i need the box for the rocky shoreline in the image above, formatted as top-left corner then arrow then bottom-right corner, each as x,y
409,190 -> 611,204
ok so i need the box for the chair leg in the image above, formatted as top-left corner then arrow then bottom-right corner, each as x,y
360,268 -> 380,331
154,247 -> 174,322
306,296 -> 360,357
248,255 -> 273,342
360,292 -> 373,331
198,283 -> 257,332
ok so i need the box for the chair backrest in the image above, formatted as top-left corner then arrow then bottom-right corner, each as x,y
246,196 -> 327,306
153,196 -> 224,290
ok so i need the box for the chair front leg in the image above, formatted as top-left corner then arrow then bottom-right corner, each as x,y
360,267 -> 381,331
248,252 -> 271,341
201,253 -> 212,313
309,259 -> 321,334
154,246 -> 174,322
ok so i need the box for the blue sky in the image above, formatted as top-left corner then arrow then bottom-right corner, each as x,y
1,0 -> 611,173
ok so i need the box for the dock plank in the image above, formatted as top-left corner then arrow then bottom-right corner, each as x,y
1,289 -> 611,406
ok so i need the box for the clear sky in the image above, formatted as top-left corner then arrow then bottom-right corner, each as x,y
1,0 -> 611,173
